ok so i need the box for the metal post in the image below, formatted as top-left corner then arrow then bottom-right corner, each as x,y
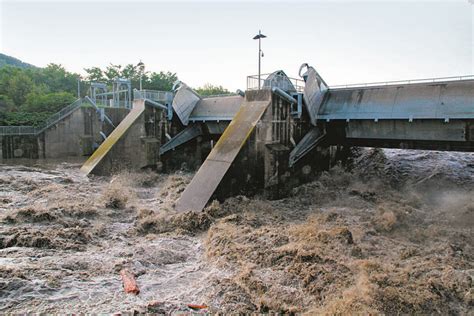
258,35 -> 261,89
137,60 -> 145,91
253,30 -> 266,90
77,78 -> 81,98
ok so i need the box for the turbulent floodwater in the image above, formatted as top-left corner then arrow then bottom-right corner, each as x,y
0,149 -> 473,314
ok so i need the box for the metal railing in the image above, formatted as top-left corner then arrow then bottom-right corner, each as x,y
92,99 -> 109,107
329,74 -> 474,89
0,126 -> 37,135
133,89 -> 174,104
202,93 -> 240,98
36,98 -> 84,133
247,73 -> 474,92
110,100 -> 131,108
247,73 -> 305,92
0,98 -> 85,136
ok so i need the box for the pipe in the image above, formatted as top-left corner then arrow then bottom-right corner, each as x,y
100,131 -> 107,140
102,112 -> 115,128
84,96 -> 115,128
272,87 -> 296,104
144,98 -> 168,111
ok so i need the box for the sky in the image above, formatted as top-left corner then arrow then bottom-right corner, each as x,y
0,0 -> 473,91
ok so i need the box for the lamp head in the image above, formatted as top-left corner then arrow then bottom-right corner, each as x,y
253,31 -> 267,40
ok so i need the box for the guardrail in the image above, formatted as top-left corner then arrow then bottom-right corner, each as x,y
0,126 -> 37,135
133,89 -> 174,104
247,73 -> 474,92
329,75 -> 474,89
0,98 -> 85,136
36,98 -> 84,133
247,73 -> 305,92
202,93 -> 240,98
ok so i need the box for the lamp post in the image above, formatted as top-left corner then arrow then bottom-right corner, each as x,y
253,30 -> 266,89
137,60 -> 145,91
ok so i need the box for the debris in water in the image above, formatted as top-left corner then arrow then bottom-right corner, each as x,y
120,269 -> 140,295
187,304 -> 208,310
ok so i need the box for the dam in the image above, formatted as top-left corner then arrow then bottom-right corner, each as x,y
2,64 -> 473,212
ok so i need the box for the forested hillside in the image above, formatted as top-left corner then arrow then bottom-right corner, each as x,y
0,53 -> 36,69
0,54 -> 230,127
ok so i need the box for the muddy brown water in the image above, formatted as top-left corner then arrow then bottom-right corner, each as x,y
0,149 -> 473,314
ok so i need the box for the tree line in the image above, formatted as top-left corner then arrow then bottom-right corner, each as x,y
0,62 -> 230,126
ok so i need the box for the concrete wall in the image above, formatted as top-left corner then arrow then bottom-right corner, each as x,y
91,105 -> 165,175
0,107 -> 129,160
40,107 -> 92,158
0,135 -> 39,159
41,107 -> 129,159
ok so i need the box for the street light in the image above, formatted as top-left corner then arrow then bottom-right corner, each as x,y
253,30 -> 266,89
137,60 -> 145,91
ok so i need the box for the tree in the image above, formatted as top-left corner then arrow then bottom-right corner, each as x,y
121,64 -> 141,81
0,66 -> 20,95
32,64 -> 78,93
144,71 -> 178,91
195,83 -> 230,96
103,64 -> 122,83
85,64 -> 178,91
0,62 -> 82,126
84,67 -> 105,83
0,95 -> 14,112
0,111 -> 52,126
22,92 -> 76,113
6,72 -> 35,106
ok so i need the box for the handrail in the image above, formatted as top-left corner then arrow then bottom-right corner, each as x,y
36,98 -> 84,133
248,72 -> 474,92
84,96 -> 115,128
0,126 -> 37,135
202,93 -> 240,98
329,75 -> 474,89
133,89 -> 174,103
247,73 -> 305,92
0,98 -> 85,136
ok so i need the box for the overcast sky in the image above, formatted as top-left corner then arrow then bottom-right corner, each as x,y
1,0 -> 472,91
